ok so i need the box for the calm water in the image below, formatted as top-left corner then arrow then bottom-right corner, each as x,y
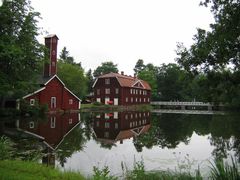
0,111 -> 239,176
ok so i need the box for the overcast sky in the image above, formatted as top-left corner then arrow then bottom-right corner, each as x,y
31,0 -> 213,75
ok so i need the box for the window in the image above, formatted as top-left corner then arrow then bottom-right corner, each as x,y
104,132 -> 109,138
136,90 -> 138,94
126,97 -> 128,102
51,97 -> 56,108
140,90 -> 142,95
115,123 -> 118,129
50,117 -> 56,128
105,78 -> 110,84
105,88 -> 110,94
131,97 -> 133,103
105,122 -> 110,128
136,98 -> 138,102
69,99 -> 73,105
97,89 -> 100,95
105,113 -> 109,119
52,61 -> 55,67
30,99 -> 35,106
96,98 -> 101,103
69,118 -> 72,124
29,121 -> 34,129
52,50 -> 56,55
130,89 -> 133,94
115,88 -> 119,94
114,112 -> 118,119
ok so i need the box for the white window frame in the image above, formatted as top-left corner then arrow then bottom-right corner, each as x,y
114,112 -> 118,119
105,88 -> 110,94
97,89 -> 100,95
115,88 -> 119,94
30,99 -> 35,106
29,121 -> 34,129
115,123 -> 118,129
69,99 -> 73,105
104,131 -> 109,138
50,116 -> 56,128
105,122 -> 110,128
105,78 -> 110,85
51,97 -> 56,108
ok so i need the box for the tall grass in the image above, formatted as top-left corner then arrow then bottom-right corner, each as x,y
209,157 -> 240,180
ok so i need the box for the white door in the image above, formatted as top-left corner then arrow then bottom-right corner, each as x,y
114,98 -> 118,105
105,97 -> 110,105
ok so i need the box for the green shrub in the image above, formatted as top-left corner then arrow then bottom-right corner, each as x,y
0,136 -> 14,160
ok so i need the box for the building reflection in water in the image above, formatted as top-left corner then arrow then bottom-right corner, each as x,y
16,113 -> 80,166
93,111 -> 151,145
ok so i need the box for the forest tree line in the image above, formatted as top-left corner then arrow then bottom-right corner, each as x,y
0,0 -> 239,108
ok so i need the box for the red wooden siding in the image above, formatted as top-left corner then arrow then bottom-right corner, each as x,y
93,73 -> 151,105
18,113 -> 80,149
24,76 -> 80,111
93,111 -> 151,144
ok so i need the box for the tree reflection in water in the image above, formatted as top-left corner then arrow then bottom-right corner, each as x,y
0,111 -> 239,169
132,113 -> 240,162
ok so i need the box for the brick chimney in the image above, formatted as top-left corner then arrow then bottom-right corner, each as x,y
44,34 -> 59,77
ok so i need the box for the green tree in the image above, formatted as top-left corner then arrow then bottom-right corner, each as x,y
93,61 -> 118,77
133,59 -> 145,75
157,63 -> 193,101
0,0 -> 43,107
86,69 -> 94,94
176,0 -> 240,72
59,46 -> 74,64
138,63 -> 159,100
175,0 -> 240,106
58,61 -> 87,98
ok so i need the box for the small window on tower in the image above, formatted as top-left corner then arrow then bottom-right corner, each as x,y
52,61 -> 55,67
52,50 -> 56,55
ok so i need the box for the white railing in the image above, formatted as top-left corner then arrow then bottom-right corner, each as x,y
151,101 -> 212,106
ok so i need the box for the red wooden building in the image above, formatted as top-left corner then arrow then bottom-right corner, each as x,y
92,72 -> 151,105
93,111 -> 151,144
22,35 -> 81,111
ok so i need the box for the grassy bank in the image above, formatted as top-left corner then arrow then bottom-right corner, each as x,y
80,103 -> 152,112
0,160 -> 85,180
0,158 -> 239,180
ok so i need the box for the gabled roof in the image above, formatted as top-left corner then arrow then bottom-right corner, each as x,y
23,75 -> 81,101
93,72 -> 151,90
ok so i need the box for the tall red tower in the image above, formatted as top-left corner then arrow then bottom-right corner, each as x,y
44,34 -> 59,77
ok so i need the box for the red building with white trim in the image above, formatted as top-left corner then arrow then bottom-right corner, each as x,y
22,35 -> 81,111
92,72 -> 151,105
93,111 -> 151,144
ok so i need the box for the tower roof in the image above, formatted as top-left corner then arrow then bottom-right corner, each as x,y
45,34 -> 59,39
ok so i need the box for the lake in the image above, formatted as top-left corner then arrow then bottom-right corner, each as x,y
0,110 -> 239,177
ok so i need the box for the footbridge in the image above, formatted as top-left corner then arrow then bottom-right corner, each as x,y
151,101 -> 218,111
